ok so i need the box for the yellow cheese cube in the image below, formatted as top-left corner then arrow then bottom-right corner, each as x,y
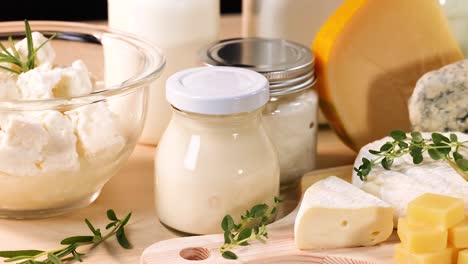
397,218 -> 447,253
459,249 -> 468,264
394,243 -> 451,264
407,193 -> 464,229
449,216 -> 468,248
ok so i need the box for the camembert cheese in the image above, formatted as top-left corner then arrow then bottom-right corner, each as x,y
294,176 -> 393,249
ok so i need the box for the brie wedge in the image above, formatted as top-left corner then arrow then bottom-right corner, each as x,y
295,176 -> 393,249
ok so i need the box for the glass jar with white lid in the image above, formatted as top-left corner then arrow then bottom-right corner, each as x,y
200,38 -> 318,187
155,66 -> 280,235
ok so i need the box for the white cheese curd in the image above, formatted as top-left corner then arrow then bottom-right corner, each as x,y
352,132 -> 468,222
16,63 -> 62,99
0,71 -> 19,99
66,102 -> 125,162
15,32 -> 56,67
54,60 -> 94,97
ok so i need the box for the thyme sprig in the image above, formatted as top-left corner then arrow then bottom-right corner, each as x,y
355,130 -> 468,181
0,20 -> 56,74
220,197 -> 283,260
0,209 -> 132,264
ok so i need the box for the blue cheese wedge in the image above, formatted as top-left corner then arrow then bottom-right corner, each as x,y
294,176 -> 393,249
409,60 -> 468,133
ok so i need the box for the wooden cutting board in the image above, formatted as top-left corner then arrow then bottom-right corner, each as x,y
140,165 -> 397,263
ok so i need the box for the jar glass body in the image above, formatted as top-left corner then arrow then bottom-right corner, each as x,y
263,89 -> 318,186
108,0 -> 220,145
155,108 -> 280,235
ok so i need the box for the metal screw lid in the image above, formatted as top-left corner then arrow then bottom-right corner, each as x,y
199,37 -> 316,96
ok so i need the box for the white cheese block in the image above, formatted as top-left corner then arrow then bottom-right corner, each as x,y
54,60 -> 94,97
294,176 -> 393,249
0,71 -> 19,100
409,60 -> 468,133
15,32 -> 56,68
65,102 -> 125,162
352,132 -> 468,222
16,63 -> 62,99
0,111 -> 79,177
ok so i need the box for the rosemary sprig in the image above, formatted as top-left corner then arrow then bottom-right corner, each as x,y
220,197 -> 283,260
0,19 -> 56,74
355,130 -> 468,181
0,209 -> 132,264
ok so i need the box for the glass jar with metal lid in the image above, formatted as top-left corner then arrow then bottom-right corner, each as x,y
200,38 -> 318,186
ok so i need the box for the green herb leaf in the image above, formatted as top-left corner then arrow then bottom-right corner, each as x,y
60,236 -> 94,245
354,130 -> 468,182
381,157 -> 393,170
428,148 -> 443,160
0,250 -> 43,258
116,227 -> 132,249
0,209 -> 132,264
380,143 -> 393,152
120,213 -> 132,226
454,152 -> 463,161
238,228 -> 252,241
106,210 -> 118,221
456,159 -> 468,171
450,133 -> 458,142
47,253 -> 62,264
411,131 -> 423,143
222,251 -> 238,260
221,215 -> 235,232
432,133 -> 450,145
24,20 -> 35,70
85,219 -> 98,235
106,222 -> 118,230
369,149 -> 381,155
390,130 -> 407,141
250,204 -> 268,218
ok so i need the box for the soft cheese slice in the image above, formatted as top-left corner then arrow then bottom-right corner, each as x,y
313,0 -> 463,150
352,132 -> 468,222
294,176 -> 393,249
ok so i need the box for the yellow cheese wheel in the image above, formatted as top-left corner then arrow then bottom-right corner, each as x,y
313,0 -> 463,151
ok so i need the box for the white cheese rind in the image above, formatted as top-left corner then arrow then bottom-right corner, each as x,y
409,60 -> 468,133
352,132 -> 468,221
294,176 -> 393,249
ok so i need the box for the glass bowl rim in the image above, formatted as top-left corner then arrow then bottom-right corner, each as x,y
0,20 -> 166,110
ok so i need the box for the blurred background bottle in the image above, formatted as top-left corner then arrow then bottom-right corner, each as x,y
242,0 -> 344,125
108,0 -> 220,145
439,0 -> 468,56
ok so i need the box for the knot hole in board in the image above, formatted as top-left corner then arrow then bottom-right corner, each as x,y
179,247 -> 211,261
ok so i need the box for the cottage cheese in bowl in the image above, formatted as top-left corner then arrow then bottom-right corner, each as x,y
0,21 -> 164,218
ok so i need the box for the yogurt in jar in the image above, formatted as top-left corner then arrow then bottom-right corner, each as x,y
155,67 -> 280,234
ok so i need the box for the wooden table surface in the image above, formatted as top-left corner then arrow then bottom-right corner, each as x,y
0,16 -> 356,263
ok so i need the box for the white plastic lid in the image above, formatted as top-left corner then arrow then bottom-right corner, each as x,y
166,66 -> 269,115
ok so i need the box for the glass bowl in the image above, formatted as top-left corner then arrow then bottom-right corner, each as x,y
0,21 -> 165,219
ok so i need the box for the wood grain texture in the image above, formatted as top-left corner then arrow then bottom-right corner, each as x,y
141,166 -> 396,264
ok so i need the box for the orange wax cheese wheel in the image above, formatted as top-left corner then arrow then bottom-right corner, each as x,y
313,0 -> 463,151
407,193 -> 464,229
